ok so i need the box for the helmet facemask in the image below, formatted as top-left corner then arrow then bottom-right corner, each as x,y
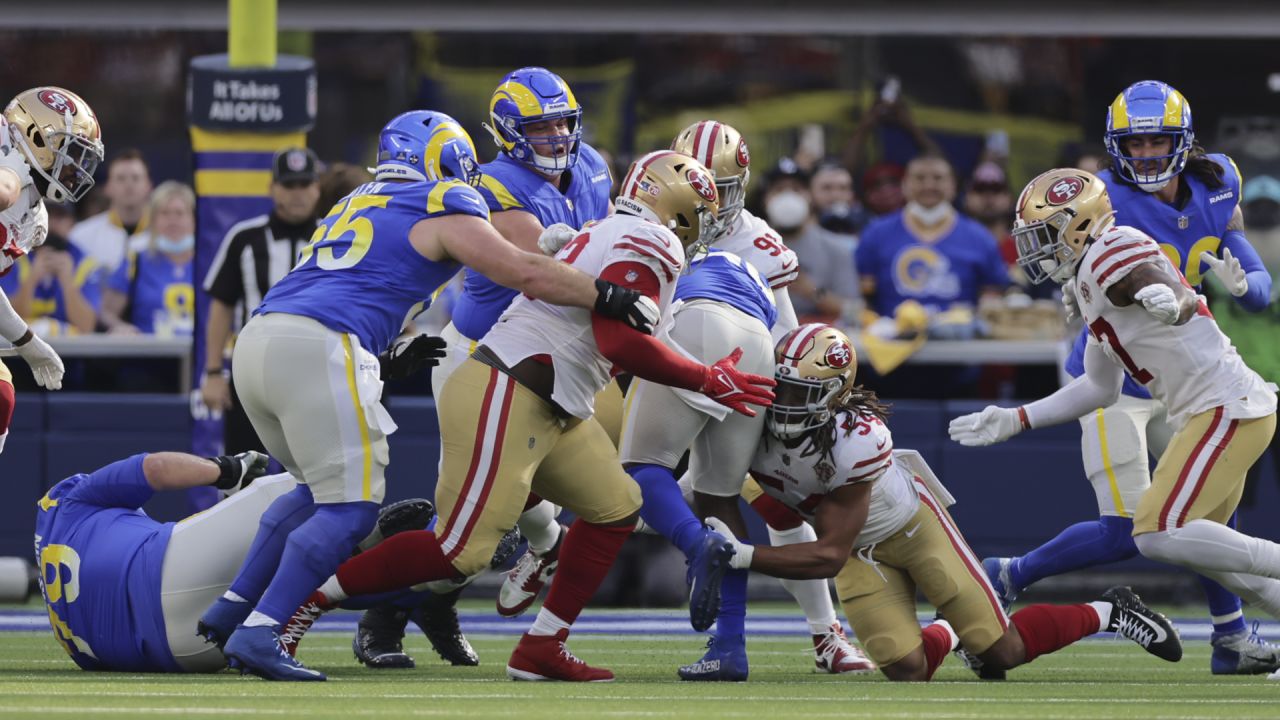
709,169 -> 748,241
16,111 -> 102,203
1013,210 -> 1081,285
1106,130 -> 1193,193
766,372 -> 848,440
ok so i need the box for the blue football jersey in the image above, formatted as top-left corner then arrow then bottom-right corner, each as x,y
854,211 -> 1010,316
108,250 -> 195,335
675,250 -> 777,329
34,454 -> 178,672
450,144 -> 613,341
255,179 -> 489,355
0,243 -> 102,325
1065,154 -> 1243,397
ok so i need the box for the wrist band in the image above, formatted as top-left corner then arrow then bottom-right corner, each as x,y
1017,407 -> 1031,431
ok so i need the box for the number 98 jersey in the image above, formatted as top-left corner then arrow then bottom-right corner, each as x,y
255,179 -> 490,355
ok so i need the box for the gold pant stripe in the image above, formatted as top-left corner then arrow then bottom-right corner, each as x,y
339,335 -> 373,501
1095,408 -> 1128,517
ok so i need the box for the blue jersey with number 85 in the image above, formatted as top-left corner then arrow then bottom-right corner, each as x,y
255,179 -> 489,354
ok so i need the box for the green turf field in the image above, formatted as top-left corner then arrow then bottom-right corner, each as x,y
0,624 -> 1275,720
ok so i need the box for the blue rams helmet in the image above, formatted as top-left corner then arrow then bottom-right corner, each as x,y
482,67 -> 583,174
1104,80 -> 1194,193
374,110 -> 482,186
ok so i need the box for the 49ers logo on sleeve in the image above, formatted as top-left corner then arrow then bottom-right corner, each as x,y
37,89 -> 77,115
824,341 -> 853,369
736,138 -> 750,168
1045,176 -> 1084,206
686,169 -> 717,203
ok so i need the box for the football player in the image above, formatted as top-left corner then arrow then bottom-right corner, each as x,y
714,323 -> 1182,681
982,81 -> 1279,675
194,111 -> 662,682
0,87 -> 103,450
952,169 -> 1280,642
354,67 -> 617,663
295,151 -> 775,682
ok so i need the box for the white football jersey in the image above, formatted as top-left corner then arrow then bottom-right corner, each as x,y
750,411 -> 919,548
1072,225 -> 1276,430
484,213 -> 685,419
0,116 -> 47,277
716,209 -> 799,290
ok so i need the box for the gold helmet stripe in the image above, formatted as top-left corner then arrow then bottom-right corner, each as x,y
1109,93 -> 1130,131
1163,89 -> 1188,127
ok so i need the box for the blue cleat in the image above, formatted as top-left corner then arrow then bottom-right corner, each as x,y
1211,622 -> 1280,675
678,634 -> 748,681
982,557 -> 1018,611
197,598 -> 253,650
224,624 -> 327,681
686,529 -> 735,632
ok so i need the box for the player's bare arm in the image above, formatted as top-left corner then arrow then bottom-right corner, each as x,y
490,209 -> 546,254
737,481 -> 871,580
142,451 -> 268,493
1227,203 -> 1244,233
1105,260 -> 1196,325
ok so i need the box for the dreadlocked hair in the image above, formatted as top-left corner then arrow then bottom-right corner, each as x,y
800,385 -> 893,466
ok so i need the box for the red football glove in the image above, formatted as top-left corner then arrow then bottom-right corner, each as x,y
699,348 -> 777,417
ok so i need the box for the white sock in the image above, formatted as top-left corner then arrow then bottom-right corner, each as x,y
517,501 -> 562,555
528,607 -> 571,637
1087,601 -> 1114,633
1135,520 -> 1280,579
930,618 -> 960,650
243,610 -> 280,628
1212,610 -> 1244,626
221,590 -> 248,603
768,523 -> 839,631
317,575 -> 348,604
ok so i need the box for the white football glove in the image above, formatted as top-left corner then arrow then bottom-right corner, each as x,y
15,333 -> 63,390
538,223 -> 577,256
705,516 -> 752,569
1200,248 -> 1248,297
1061,283 -> 1080,323
948,405 -> 1025,447
1134,283 -> 1180,325
20,200 -> 48,249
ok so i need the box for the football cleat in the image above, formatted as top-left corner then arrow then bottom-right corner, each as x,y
196,597 -> 253,651
813,623 -> 876,674
353,606 -> 415,669
678,634 -> 749,681
357,498 -> 435,553
410,587 -> 479,666
507,629 -> 613,682
279,592 -> 328,657
1210,622 -> 1280,675
982,557 -> 1018,611
953,644 -> 1006,681
224,624 -> 326,681
497,525 -> 565,617
1102,586 -> 1182,662
686,528 -> 736,632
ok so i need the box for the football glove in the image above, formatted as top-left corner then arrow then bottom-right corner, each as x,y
1061,283 -> 1080,323
537,223 -> 577,256
593,279 -> 660,335
14,333 -> 64,390
209,450 -> 271,491
706,517 -> 753,570
380,334 -> 448,381
1200,248 -> 1248,297
699,347 -> 777,418
948,406 -> 1026,447
1135,283 -> 1180,325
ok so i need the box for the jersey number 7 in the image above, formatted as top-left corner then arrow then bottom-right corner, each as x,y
1088,316 -> 1154,385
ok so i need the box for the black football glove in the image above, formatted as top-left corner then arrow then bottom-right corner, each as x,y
380,334 -> 448,381
209,450 -> 271,491
593,279 -> 660,335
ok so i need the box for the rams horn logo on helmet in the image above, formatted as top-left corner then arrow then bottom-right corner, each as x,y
1046,176 -> 1084,206
687,168 -> 717,203
735,138 -> 750,168
37,89 -> 76,115
824,341 -> 852,369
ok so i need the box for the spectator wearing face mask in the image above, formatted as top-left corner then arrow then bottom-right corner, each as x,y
810,160 -> 866,236
855,152 -> 1009,323
101,181 -> 196,337
762,157 -> 861,324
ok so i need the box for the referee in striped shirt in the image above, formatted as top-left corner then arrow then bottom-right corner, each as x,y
200,148 -> 321,454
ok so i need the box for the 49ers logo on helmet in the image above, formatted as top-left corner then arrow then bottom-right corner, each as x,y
824,341 -> 852,369
686,168 -> 717,203
37,89 -> 77,116
736,138 -> 750,168
1045,176 -> 1084,206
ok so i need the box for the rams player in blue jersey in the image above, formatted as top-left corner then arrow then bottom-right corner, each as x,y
194,110 -> 660,681
983,80 -> 1278,675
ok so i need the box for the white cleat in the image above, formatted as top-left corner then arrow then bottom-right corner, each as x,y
497,525 -> 565,618
813,623 -> 877,674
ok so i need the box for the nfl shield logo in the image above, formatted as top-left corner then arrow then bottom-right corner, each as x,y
1178,216 -> 1189,230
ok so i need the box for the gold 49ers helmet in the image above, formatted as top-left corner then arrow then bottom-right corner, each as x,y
768,323 -> 857,440
4,87 -> 104,203
615,150 -> 721,252
1013,168 -> 1115,285
670,120 -> 750,240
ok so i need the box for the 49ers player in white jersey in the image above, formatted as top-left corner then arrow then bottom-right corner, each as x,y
713,323 -> 1182,681
0,87 -> 103,452
951,168 -> 1280,626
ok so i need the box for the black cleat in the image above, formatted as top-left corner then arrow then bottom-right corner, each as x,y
1102,586 -> 1183,662
411,587 -> 479,666
357,499 -> 436,554
353,605 -> 416,669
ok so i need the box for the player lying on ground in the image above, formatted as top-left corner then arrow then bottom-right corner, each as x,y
709,324 -> 1182,681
